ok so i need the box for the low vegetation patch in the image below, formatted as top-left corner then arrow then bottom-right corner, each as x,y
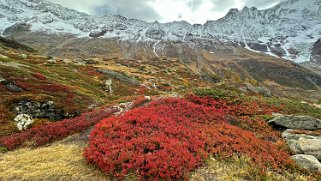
0,108 -> 118,150
84,96 -> 294,180
0,144 -> 107,181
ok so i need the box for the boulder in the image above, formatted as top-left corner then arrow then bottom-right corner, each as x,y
268,115 -> 321,130
241,83 -> 272,97
298,139 -> 321,160
3,22 -> 31,36
248,43 -> 268,52
89,30 -> 107,38
282,130 -> 321,160
312,39 -> 321,65
270,44 -> 286,57
14,114 -> 34,131
1,81 -> 23,92
291,155 -> 321,173
6,83 -> 23,92
97,68 -> 140,86
14,100 -> 66,121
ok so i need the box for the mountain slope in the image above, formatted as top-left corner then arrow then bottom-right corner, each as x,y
0,0 -> 320,63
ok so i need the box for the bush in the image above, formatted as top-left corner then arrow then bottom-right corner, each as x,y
84,97 -> 293,180
193,88 -> 244,101
0,108 -> 118,150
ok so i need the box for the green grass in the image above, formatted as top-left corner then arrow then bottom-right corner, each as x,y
193,88 -> 245,101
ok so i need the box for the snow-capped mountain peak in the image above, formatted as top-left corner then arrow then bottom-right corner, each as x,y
0,0 -> 320,63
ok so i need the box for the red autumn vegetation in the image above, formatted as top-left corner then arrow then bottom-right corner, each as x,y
77,66 -> 103,78
14,81 -> 70,92
84,96 -> 293,180
0,96 -> 151,150
0,108 -> 118,150
32,73 -> 47,80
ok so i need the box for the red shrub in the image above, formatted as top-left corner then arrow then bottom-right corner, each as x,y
84,97 -> 293,180
32,73 -> 47,80
14,81 -> 33,91
0,108 -> 118,150
39,83 -> 70,92
14,82 -> 70,93
78,67 -> 103,77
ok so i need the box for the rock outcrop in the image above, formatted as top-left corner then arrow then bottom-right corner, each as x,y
97,68 -> 140,86
268,115 -> 321,130
291,155 -> 321,173
1,80 -> 24,92
14,114 -> 34,131
3,22 -> 31,36
0,36 -> 34,52
282,130 -> 321,160
89,29 -> 107,38
312,39 -> 321,65
269,114 -> 321,173
13,100 -> 67,121
240,83 -> 272,97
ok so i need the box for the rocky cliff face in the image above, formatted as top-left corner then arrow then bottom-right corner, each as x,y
312,39 -> 321,65
0,0 -> 320,64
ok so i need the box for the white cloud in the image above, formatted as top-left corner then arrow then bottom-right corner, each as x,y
47,0 -> 282,24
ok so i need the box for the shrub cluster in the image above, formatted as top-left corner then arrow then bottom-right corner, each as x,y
0,108 -> 118,150
0,96 -> 151,150
84,97 -> 293,180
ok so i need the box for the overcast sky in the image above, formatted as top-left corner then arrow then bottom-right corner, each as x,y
48,0 -> 282,24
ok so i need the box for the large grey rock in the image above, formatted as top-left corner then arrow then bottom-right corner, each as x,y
14,100 -> 67,121
1,81 -> 23,92
269,115 -> 321,130
14,114 -> 34,131
282,130 -> 321,160
270,44 -> 287,57
240,83 -> 272,97
247,42 -> 268,52
89,29 -> 107,38
3,22 -> 31,36
298,139 -> 321,160
312,39 -> 321,65
291,155 -> 321,173
97,68 -> 140,86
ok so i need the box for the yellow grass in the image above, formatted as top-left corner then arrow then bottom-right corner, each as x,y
191,157 -> 312,181
0,141 -> 316,181
0,144 -> 108,181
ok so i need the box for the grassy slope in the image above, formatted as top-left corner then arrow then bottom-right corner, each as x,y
0,132 -> 108,181
0,38 -> 211,136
